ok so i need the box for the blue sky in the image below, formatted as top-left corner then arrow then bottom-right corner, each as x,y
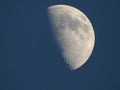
0,0 -> 120,90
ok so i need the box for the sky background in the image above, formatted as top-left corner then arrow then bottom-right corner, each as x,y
0,0 -> 120,90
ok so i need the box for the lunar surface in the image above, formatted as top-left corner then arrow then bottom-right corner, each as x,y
48,5 -> 95,70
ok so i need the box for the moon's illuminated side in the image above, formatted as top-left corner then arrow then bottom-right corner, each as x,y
48,5 -> 95,70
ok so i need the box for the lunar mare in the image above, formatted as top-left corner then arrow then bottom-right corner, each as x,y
48,5 -> 95,70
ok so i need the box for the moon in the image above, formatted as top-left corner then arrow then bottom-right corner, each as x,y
48,5 -> 95,70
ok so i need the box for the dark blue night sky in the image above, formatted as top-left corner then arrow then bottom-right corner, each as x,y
0,0 -> 120,90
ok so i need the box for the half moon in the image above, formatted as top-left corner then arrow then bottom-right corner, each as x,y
48,5 -> 95,70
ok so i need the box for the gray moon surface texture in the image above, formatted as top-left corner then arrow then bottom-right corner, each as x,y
48,5 -> 95,70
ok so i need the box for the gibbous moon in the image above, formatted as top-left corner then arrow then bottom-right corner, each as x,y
48,5 -> 95,70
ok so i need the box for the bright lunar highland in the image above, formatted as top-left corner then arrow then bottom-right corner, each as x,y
48,5 -> 95,70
